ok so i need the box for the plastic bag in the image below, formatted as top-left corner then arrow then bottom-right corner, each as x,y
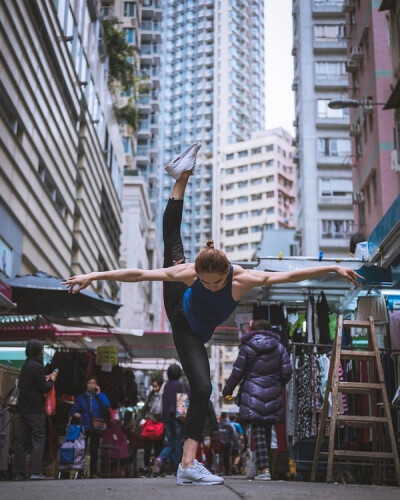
44,385 -> 56,416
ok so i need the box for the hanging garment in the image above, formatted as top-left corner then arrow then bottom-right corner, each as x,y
306,293 -> 314,343
356,296 -> 389,347
316,291 -> 331,344
389,310 -> 400,350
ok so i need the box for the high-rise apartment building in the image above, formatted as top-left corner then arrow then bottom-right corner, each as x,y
343,1 -> 398,238
292,0 -> 354,257
100,0 -> 162,218
158,0 -> 265,261
0,0 -> 124,307
216,129 -> 295,262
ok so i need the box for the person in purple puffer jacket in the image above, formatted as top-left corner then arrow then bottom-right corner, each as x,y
222,319 -> 293,481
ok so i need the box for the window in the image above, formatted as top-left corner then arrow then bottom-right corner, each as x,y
238,243 -> 248,251
124,2 -> 136,17
251,147 -> 262,154
314,24 -> 345,42
225,246 -> 234,252
251,178 -> 262,185
238,227 -> 248,235
238,150 -> 248,157
251,193 -> 262,200
266,144 -> 274,152
238,211 -> 248,219
251,162 -> 262,170
315,61 -> 346,79
321,220 -> 354,239
317,99 -> 349,119
266,207 -> 274,214
251,209 -> 262,216
226,199 -> 234,205
251,225 -> 262,233
238,181 -> 248,188
226,183 -> 234,190
266,191 -> 274,198
265,223 -> 274,229
226,229 -> 234,236
124,28 -> 136,44
226,153 -> 234,160
226,214 -> 234,221
238,165 -> 248,172
266,159 -> 274,166
371,171 -> 377,206
238,196 -> 248,203
318,138 -> 351,157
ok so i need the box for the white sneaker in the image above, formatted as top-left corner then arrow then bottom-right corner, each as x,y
165,142 -> 202,180
176,460 -> 224,486
254,471 -> 271,481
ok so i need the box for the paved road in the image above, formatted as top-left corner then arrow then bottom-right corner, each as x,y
1,477 -> 398,500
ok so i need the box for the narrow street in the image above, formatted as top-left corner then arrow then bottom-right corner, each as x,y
1,477 -> 398,500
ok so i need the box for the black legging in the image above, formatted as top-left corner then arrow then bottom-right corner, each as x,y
163,198 -> 212,443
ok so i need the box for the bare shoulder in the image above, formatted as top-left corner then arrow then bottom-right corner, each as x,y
166,262 -> 197,285
232,266 -> 274,298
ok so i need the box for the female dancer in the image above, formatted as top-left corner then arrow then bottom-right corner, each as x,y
63,143 -> 362,485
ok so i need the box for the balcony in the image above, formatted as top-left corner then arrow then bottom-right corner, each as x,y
317,153 -> 352,168
316,115 -> 350,129
313,38 -> 347,53
312,0 -> 345,17
318,194 -> 353,207
315,75 -> 348,90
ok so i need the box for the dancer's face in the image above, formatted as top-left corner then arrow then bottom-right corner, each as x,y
198,270 -> 229,292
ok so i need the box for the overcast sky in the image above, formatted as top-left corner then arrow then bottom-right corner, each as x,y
265,0 -> 295,135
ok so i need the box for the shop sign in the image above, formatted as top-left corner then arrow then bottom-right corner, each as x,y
96,345 -> 118,366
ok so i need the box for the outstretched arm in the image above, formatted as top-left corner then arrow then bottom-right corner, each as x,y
235,265 -> 363,294
63,264 -> 196,294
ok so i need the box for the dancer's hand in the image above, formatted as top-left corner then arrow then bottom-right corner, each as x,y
335,267 -> 364,287
62,273 -> 94,293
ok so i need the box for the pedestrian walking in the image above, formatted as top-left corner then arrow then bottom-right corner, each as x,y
71,376 -> 111,479
63,142 -> 362,486
218,412 -> 234,476
222,319 -> 293,480
153,364 -> 188,476
12,339 -> 58,480
137,376 -> 164,476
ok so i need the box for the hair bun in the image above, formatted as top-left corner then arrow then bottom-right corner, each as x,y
206,239 -> 214,249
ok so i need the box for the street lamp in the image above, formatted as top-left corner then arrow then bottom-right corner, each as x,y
328,98 -> 387,109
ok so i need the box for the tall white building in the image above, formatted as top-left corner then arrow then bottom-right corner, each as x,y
292,0 -> 354,257
158,0 -> 265,261
216,129 -> 296,262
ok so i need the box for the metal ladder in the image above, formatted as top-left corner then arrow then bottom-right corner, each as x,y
311,315 -> 400,485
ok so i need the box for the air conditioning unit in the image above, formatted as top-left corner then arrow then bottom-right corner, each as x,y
291,45 -> 298,56
391,149 -> 400,172
350,46 -> 363,60
346,58 -> 358,72
350,123 -> 361,137
292,78 -> 298,91
342,0 -> 355,13
352,191 -> 364,204
363,99 -> 374,114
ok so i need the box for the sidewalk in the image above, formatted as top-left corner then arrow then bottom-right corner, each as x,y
1,476 -> 398,500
